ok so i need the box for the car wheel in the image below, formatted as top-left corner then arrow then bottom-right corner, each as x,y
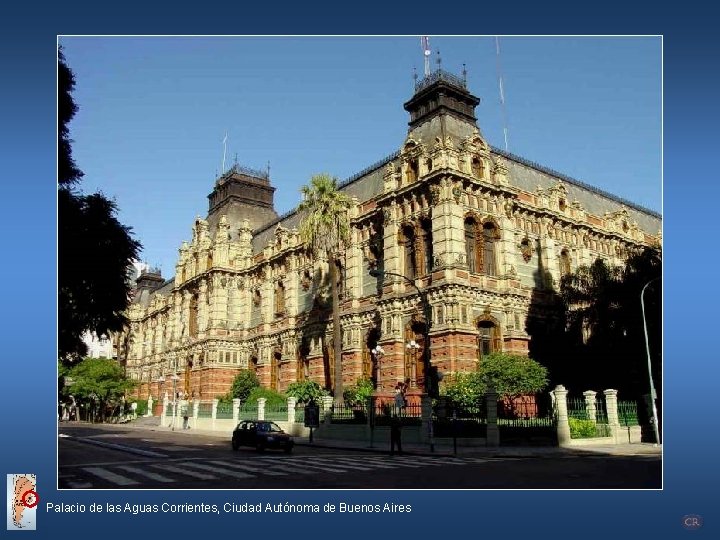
284,445 -> 293,454
256,442 -> 265,452
232,440 -> 239,451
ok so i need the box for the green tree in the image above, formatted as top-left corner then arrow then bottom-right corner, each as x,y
58,47 -> 141,363
65,357 -> 136,421
298,174 -> 353,404
285,380 -> 328,404
440,353 -> 549,411
227,370 -> 261,403
246,387 -> 287,407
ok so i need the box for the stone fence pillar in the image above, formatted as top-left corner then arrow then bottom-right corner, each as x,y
287,397 -> 297,424
321,395 -> 333,425
162,396 -> 169,425
232,398 -> 241,423
257,398 -> 267,421
552,385 -> 572,447
485,388 -> 499,447
583,390 -> 597,422
211,398 -> 219,429
193,399 -> 200,429
604,389 -> 621,443
147,396 -> 153,417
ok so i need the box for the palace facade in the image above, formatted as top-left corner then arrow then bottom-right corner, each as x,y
122,69 -> 661,403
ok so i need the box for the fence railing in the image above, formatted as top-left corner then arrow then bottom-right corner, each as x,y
198,402 -> 213,418
216,402 -> 234,419
618,401 -> 639,426
264,403 -> 288,422
238,403 -> 258,420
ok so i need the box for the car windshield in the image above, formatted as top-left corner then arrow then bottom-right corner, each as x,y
257,422 -> 282,433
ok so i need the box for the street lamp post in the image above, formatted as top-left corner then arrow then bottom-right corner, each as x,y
641,277 -> 661,446
369,269 -> 435,397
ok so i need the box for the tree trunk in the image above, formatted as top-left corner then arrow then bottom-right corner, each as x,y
329,257 -> 343,405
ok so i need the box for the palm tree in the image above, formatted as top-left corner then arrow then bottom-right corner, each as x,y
298,174 -> 353,405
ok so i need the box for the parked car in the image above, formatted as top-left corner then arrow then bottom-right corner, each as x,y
232,420 -> 294,453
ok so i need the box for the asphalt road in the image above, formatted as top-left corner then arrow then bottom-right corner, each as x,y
58,424 -> 661,490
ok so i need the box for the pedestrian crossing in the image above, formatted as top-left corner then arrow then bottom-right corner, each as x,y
59,454 -> 503,488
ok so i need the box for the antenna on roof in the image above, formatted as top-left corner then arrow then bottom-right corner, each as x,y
420,36 -> 431,76
221,131 -> 228,174
495,37 -> 510,152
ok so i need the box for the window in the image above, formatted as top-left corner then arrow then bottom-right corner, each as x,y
406,159 -> 418,183
189,293 -> 199,337
559,249 -> 571,276
559,198 -> 567,212
465,217 -> 480,272
471,157 -> 484,179
419,218 -> 433,276
401,224 -> 417,280
477,320 -> 501,360
271,352 -> 280,390
482,222 -> 498,276
425,158 -> 433,173
274,281 -> 286,316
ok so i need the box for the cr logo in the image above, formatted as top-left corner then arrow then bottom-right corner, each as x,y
682,515 -> 703,530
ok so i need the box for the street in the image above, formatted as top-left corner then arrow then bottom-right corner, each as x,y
58,424 -> 660,489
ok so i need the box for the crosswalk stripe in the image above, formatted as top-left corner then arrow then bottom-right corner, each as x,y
306,458 -> 375,471
181,462 -> 254,479
116,465 -> 175,483
150,463 -> 217,480
66,481 -> 94,488
209,460 -> 287,476
364,457 -> 423,468
83,467 -> 139,486
258,458 -> 348,473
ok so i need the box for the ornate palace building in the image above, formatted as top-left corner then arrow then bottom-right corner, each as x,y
122,68 -> 661,403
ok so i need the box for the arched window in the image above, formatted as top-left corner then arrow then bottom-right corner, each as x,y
471,157 -> 485,179
401,224 -> 417,280
274,281 -> 286,317
297,339 -> 310,382
425,158 -> 433,173
404,321 -> 427,389
365,327 -> 381,387
482,222 -> 498,276
559,249 -> 572,276
206,251 -> 213,270
477,320 -> 501,360
250,356 -> 259,376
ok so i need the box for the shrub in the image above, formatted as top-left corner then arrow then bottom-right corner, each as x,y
246,387 -> 287,407
343,378 -> 375,407
285,380 -> 328,404
569,417 -> 597,438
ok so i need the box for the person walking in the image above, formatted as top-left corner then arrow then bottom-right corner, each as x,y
389,414 -> 403,456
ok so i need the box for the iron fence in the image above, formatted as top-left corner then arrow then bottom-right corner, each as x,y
264,403 -> 288,422
198,402 -> 213,418
618,400 -> 640,426
238,402 -> 258,420
331,403 -> 368,424
216,402 -> 234,419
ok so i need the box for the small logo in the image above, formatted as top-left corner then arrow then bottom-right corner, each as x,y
7,474 -> 38,530
682,515 -> 703,530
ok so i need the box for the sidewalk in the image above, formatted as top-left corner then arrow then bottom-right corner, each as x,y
118,419 -> 662,459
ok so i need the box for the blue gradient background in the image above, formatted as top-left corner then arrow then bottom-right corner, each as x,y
1,2 -> 717,539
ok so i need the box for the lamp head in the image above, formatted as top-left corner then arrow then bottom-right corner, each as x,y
369,269 -> 382,278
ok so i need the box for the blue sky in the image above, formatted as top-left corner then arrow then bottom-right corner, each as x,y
60,36 -> 661,278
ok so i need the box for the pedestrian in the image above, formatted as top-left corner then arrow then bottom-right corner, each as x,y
180,393 -> 190,429
389,414 -> 403,456
394,382 -> 405,415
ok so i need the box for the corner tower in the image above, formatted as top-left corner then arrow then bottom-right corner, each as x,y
206,164 -> 278,236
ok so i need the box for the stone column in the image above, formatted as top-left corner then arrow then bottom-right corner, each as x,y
583,390 -> 597,422
257,398 -> 267,421
232,398 -> 241,423
552,385 -> 572,447
287,396 -> 297,424
485,388 -> 499,447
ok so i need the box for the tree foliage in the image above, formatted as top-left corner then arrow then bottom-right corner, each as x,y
228,370 -> 260,403
297,174 -> 353,402
58,47 -> 141,363
440,353 -> 549,410
527,247 -> 661,399
63,357 -> 135,403
342,378 -> 375,407
285,380 -> 328,404
246,386 -> 287,407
